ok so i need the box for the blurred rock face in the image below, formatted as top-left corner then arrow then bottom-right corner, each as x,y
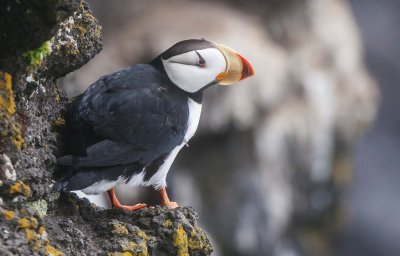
61,0 -> 378,255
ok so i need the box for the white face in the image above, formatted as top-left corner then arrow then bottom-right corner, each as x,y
162,48 -> 227,93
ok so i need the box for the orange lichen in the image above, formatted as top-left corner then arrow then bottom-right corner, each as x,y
10,181 -> 32,197
5,207 -> 62,254
30,217 -> 38,229
109,252 -> 133,256
0,72 -> 15,115
19,218 -> 31,228
3,210 -> 15,220
0,71 -> 24,150
45,244 -> 64,256
25,228 -> 38,241
23,227 -> 42,251
12,132 -> 24,150
38,226 -> 45,234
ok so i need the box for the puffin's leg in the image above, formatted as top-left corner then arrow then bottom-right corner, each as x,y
107,188 -> 147,211
159,187 -> 179,208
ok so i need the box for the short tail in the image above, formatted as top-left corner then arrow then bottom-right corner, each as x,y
53,163 -> 142,193
53,166 -> 108,192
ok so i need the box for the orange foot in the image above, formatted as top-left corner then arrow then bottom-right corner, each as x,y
107,188 -> 147,211
115,203 -> 147,211
162,201 -> 179,208
159,187 -> 179,209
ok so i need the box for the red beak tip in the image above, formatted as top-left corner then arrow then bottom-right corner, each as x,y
237,54 -> 255,80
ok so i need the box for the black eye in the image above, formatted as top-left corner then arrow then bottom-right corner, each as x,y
195,51 -> 206,67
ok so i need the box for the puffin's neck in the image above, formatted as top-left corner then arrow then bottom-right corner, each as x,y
149,56 -> 205,104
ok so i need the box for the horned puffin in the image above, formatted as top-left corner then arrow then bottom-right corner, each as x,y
55,39 -> 254,210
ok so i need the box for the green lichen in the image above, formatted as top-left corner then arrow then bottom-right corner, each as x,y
134,229 -> 148,241
27,199 -> 48,217
23,39 -> 53,66
112,222 -> 129,235
188,227 -> 204,250
111,227 -> 150,256
163,219 -> 173,228
128,241 -> 147,256
119,240 -> 148,256
173,225 -> 189,256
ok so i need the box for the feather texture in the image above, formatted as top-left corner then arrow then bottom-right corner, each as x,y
54,64 -> 200,192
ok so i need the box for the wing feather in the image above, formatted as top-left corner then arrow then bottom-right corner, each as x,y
59,65 -> 188,168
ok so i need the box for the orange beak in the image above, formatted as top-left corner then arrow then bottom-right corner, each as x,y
215,43 -> 255,85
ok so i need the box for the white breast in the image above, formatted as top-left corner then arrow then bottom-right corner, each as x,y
185,98 -> 202,141
127,98 -> 202,189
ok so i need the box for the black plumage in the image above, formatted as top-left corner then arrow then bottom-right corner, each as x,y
55,64 -> 200,191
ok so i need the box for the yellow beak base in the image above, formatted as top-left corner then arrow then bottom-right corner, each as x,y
215,43 -> 254,85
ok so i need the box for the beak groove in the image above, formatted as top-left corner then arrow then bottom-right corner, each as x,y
215,43 -> 254,85
237,53 -> 255,80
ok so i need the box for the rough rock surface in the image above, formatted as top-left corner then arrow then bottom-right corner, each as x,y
47,194 -> 212,256
0,1 -> 212,255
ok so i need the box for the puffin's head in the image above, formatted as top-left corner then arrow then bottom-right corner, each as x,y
155,39 -> 254,93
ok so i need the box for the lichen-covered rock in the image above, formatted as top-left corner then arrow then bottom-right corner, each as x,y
45,193 -> 212,256
0,0 -> 212,255
0,203 -> 63,255
41,2 -> 103,78
0,0 -> 79,63
0,71 -> 22,153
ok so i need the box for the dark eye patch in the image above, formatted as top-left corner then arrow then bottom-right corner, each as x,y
195,51 -> 206,67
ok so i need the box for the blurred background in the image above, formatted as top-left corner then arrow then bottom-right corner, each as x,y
60,0 -> 399,255
340,1 -> 400,256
